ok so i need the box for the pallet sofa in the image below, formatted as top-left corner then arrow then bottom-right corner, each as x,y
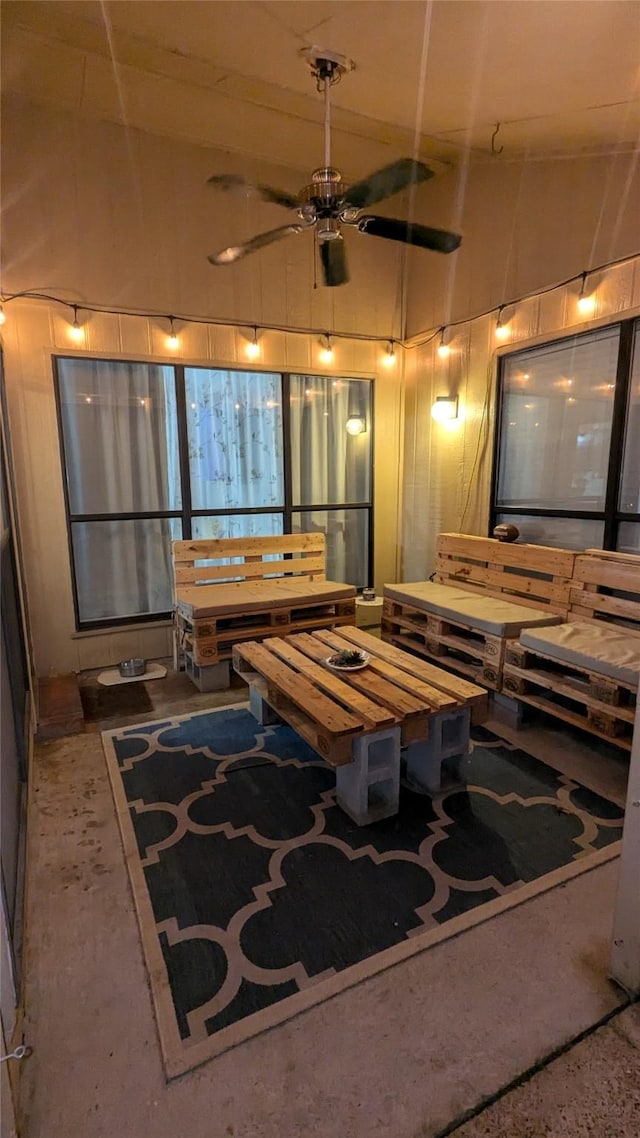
382,532 -> 576,689
172,532 -> 357,689
383,533 -> 640,750
503,552 -> 640,749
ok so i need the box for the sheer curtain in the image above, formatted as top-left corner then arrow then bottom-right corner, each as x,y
58,359 -> 179,622
185,369 -> 284,515
289,375 -> 371,581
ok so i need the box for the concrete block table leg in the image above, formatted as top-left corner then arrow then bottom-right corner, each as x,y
336,726 -> 401,825
404,705 -> 472,794
249,684 -> 283,726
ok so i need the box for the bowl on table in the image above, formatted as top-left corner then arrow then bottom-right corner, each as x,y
118,657 -> 147,678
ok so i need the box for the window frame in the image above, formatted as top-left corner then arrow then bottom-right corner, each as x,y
53,356 -> 375,630
490,317 -> 640,550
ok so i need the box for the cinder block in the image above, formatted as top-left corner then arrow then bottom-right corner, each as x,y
184,653 -> 230,692
336,727 -> 401,825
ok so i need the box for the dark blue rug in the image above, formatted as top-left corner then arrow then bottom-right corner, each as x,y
103,705 -> 623,1077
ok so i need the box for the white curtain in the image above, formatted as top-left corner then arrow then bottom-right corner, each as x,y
58,359 -> 179,621
289,375 -> 370,582
185,369 -> 284,515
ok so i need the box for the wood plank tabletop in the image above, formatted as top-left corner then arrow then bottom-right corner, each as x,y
234,625 -> 488,750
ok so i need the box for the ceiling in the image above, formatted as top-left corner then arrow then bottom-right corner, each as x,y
2,0 -> 640,179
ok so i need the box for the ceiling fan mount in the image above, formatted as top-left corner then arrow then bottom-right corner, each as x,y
207,49 -> 461,286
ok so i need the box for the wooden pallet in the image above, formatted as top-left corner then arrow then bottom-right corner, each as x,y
171,533 -> 356,677
172,532 -> 327,587
177,598 -> 356,665
569,554 -> 640,632
381,598 -> 505,689
435,532 -> 576,615
502,641 -> 636,750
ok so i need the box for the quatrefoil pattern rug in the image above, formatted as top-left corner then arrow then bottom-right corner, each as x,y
103,705 -> 623,1078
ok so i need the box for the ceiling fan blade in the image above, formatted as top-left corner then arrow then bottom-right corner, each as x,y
208,223 -> 310,265
208,173 -> 299,211
343,158 -> 434,210
319,238 -> 350,287
356,215 -> 462,254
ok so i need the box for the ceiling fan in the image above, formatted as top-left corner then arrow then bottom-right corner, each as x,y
207,48 -> 462,287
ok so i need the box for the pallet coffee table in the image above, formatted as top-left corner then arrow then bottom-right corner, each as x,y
232,626 -> 487,825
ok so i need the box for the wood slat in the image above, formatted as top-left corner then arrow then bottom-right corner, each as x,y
437,532 -> 576,577
233,641 -> 363,738
261,688 -> 354,767
437,558 -> 572,602
499,679 -> 632,752
585,549 -> 640,564
174,554 -> 326,584
287,630 -> 455,713
332,625 -> 488,705
173,533 -> 325,560
263,638 -> 398,730
294,630 -> 433,721
572,556 -> 640,593
569,587 -> 640,622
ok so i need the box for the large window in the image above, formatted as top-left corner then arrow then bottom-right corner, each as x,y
492,318 -> 639,551
55,359 -> 373,628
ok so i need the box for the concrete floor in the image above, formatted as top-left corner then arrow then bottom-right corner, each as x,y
16,664 -> 638,1137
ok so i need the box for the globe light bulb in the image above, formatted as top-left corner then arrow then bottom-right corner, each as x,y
246,327 -> 260,359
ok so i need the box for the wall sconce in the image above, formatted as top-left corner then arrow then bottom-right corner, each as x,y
431,395 -> 459,422
346,415 -> 366,435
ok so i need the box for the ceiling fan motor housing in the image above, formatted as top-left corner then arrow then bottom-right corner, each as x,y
298,167 -> 349,233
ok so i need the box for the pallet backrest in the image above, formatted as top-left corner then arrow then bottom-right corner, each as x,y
172,533 -> 326,592
569,553 -> 640,633
435,532 -> 577,615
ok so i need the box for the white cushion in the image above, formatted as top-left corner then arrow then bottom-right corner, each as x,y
520,621 -> 640,687
383,581 -> 562,637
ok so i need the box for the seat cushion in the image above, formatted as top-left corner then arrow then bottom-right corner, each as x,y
520,621 -> 640,687
383,581 -> 562,637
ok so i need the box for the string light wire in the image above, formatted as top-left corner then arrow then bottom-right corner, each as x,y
1,247 -> 638,352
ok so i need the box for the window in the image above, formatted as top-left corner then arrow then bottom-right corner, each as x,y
492,319 -> 639,551
55,359 -> 374,628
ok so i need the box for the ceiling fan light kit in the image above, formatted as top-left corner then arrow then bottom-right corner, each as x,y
207,50 -> 462,287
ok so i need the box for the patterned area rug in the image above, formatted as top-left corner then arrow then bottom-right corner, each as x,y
102,705 -> 623,1078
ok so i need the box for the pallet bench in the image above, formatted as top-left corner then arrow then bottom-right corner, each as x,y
172,533 -> 356,689
503,552 -> 640,749
382,533 -> 576,688
233,626 -> 487,825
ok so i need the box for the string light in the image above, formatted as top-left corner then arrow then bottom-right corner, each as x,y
246,326 -> 260,360
577,272 -> 596,315
382,340 -> 396,367
167,315 -> 179,348
495,306 -> 509,340
0,246 -> 637,355
319,334 -> 334,365
437,328 -> 451,358
70,305 -> 83,342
